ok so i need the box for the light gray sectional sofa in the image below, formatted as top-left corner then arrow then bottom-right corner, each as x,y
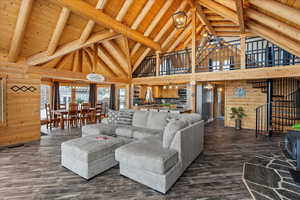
62,110 -> 204,194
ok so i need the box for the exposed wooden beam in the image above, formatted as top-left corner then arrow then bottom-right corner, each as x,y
183,25 -> 204,47
79,0 -> 107,44
132,64 -> 300,84
48,7 -> 71,55
249,0 -> 300,27
130,0 -> 173,56
97,44 -> 128,77
247,21 -> 300,57
195,4 -> 216,35
131,0 -> 155,30
235,0 -> 245,33
85,47 -> 118,78
211,21 -> 236,26
102,40 -> 130,75
132,0 -> 189,72
115,0 -> 134,21
197,0 -> 238,23
214,27 -> 240,32
27,66 -> 128,83
8,0 -> 34,62
215,0 -> 300,44
168,23 -> 193,51
55,0 -> 161,51
28,31 -> 120,65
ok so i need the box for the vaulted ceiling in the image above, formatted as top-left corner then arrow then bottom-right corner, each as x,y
1,0 -> 300,82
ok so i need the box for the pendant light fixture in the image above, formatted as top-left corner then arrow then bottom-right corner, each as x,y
172,11 -> 187,29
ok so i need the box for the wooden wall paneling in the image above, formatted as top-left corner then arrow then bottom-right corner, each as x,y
224,80 -> 266,129
0,67 -> 41,147
8,0 -> 34,62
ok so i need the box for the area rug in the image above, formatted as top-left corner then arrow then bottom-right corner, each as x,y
243,153 -> 300,200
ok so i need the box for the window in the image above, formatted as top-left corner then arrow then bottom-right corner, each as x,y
0,75 -> 6,126
59,86 -> 72,107
118,88 -> 126,110
40,85 -> 51,120
75,86 -> 89,104
97,87 -> 110,113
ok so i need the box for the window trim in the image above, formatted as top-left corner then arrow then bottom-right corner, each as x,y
0,73 -> 7,127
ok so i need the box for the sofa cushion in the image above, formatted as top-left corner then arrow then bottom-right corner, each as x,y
115,126 -> 134,138
107,109 -> 119,124
132,111 -> 149,128
116,109 -> 134,126
179,113 -> 201,125
115,138 -> 178,174
132,127 -> 163,139
146,111 -> 168,130
62,135 -> 126,163
81,123 -> 118,137
163,119 -> 189,148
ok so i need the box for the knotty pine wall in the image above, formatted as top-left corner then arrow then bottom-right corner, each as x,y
0,66 -> 41,147
224,80 -> 267,129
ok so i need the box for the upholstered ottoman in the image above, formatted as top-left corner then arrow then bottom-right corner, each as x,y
61,135 -> 126,179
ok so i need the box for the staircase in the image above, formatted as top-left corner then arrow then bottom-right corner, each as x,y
251,78 -> 300,137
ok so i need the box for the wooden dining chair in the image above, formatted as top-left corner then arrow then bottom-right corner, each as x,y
95,103 -> 103,123
67,103 -> 79,128
45,104 -> 59,130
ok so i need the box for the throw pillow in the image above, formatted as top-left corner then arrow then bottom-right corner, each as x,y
163,119 -> 188,148
107,109 -> 119,124
116,109 -> 134,126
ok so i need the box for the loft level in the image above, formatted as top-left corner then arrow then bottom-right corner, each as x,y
133,37 -> 300,78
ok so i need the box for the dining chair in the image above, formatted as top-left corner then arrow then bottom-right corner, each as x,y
45,104 -> 59,130
95,103 -> 103,123
67,103 -> 79,128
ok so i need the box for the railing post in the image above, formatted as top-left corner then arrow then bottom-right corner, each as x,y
155,51 -> 160,76
267,79 -> 273,137
240,34 -> 246,69
191,8 -> 196,74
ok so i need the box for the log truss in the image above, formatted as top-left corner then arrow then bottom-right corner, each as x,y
1,0 -> 300,82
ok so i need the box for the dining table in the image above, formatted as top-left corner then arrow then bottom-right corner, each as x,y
53,108 -> 96,129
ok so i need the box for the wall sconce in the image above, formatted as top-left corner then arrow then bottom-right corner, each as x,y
172,11 -> 187,29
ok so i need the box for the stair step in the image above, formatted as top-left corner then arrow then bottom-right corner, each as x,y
272,121 -> 295,126
272,95 -> 285,98
272,116 -> 300,120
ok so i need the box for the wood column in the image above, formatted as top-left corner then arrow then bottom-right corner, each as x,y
125,84 -> 132,109
190,80 -> 197,113
191,8 -> 197,74
155,51 -> 160,76
240,34 -> 246,69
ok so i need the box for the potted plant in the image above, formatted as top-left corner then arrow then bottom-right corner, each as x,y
230,107 -> 247,130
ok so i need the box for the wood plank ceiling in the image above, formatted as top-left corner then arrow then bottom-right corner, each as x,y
1,0 -> 300,82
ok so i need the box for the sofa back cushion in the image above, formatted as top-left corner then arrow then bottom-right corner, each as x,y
116,109 -> 134,126
132,111 -> 149,128
163,119 -> 189,148
179,113 -> 201,125
107,109 -> 119,124
146,111 -> 168,130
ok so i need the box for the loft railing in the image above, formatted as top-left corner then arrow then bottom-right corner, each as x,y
132,55 -> 156,78
133,37 -> 300,78
246,37 -> 300,68
159,49 -> 191,75
195,39 -> 240,72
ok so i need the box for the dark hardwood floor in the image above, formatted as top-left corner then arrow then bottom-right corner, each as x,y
0,120 -> 283,200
